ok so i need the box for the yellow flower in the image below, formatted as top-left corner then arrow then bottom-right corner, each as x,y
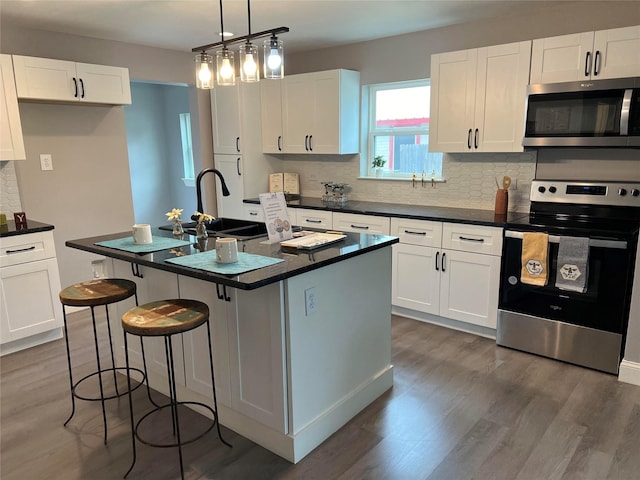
165,208 -> 183,221
193,211 -> 215,224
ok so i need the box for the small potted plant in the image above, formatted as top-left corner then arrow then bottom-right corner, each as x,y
372,155 -> 386,177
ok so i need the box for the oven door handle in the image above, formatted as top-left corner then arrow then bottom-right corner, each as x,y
504,230 -> 627,249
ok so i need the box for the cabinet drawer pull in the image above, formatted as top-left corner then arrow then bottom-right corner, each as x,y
130,263 -> 143,278
404,230 -> 426,236
236,157 -> 241,176
594,50 -> 601,76
350,224 -> 369,230
474,128 -> 479,149
305,219 -> 322,224
585,51 -> 592,77
248,211 -> 258,216
79,78 -> 85,98
73,77 -> 78,98
235,137 -> 240,152
435,251 -> 440,271
305,135 -> 309,151
467,129 -> 472,149
308,135 -> 313,151
277,135 -> 282,151
442,252 -> 446,272
459,236 -> 484,243
6,245 -> 36,254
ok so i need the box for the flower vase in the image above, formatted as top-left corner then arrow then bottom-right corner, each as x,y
195,222 -> 208,239
172,219 -> 184,236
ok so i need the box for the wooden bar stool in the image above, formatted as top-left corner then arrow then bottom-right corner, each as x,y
121,299 -> 231,479
59,278 -> 150,444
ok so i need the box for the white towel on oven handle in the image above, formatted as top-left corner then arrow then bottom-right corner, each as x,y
555,236 -> 589,293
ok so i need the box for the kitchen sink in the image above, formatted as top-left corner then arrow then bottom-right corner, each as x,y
158,217 -> 268,239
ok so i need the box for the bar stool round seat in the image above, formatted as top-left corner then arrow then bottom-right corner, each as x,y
121,299 -> 231,479
60,278 -> 148,445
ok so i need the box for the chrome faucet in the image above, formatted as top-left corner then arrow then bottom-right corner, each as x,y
194,168 -> 231,218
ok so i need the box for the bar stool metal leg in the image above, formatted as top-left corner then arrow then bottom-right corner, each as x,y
206,320 -> 231,448
123,332 -> 137,479
62,305 -> 76,427
89,305 -> 109,445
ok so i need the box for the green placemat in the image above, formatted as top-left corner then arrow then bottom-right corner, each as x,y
96,236 -> 191,253
166,250 -> 284,275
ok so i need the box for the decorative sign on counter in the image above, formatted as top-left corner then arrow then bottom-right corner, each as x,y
259,192 -> 294,244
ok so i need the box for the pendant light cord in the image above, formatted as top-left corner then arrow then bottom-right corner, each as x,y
219,0 -> 225,47
247,0 -> 252,41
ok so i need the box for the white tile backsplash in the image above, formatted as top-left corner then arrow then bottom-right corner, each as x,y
0,161 -> 23,215
279,151 -> 537,212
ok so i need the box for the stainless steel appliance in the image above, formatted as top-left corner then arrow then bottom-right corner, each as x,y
497,180 -> 640,374
523,77 -> 640,147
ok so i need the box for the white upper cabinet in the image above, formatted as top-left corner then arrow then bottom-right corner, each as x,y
260,79 -> 283,153
12,55 -> 131,105
0,55 -> 25,161
430,41 -> 531,153
530,25 -> 640,84
211,84 -> 242,154
281,69 -> 360,154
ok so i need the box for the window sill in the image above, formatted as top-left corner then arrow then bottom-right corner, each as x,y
358,176 -> 446,183
182,178 -> 195,187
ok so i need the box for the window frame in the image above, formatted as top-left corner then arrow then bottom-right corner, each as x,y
179,112 -> 195,187
365,79 -> 441,180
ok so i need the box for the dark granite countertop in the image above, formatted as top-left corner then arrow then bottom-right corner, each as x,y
244,197 -> 527,226
66,228 -> 398,290
0,220 -> 55,238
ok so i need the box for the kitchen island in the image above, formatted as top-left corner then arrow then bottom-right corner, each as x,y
66,228 -> 398,462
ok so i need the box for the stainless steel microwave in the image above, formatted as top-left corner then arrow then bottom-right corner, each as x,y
523,77 -> 640,148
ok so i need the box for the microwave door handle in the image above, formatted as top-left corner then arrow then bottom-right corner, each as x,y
620,89 -> 632,136
585,51 -> 592,77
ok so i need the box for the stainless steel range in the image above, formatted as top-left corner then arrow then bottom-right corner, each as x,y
497,180 -> 640,374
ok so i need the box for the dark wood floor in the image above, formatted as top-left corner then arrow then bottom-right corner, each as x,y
2,310 -> 640,480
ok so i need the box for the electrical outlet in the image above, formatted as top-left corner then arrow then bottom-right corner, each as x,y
40,154 -> 53,171
305,287 -> 317,316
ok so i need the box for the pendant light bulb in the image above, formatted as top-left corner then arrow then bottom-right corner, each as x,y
240,42 -> 260,82
216,48 -> 236,86
264,36 -> 284,79
195,52 -> 214,89
221,58 -> 233,78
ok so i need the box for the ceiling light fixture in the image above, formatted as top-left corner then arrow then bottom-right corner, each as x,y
193,0 -> 289,88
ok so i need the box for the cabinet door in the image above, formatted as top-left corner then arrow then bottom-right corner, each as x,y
13,55 -> 77,101
0,55 -> 25,161
391,243 -> 440,315
439,249 -> 500,328
260,79 -> 283,153
180,276 -> 232,408
214,154 -> 244,219
211,85 -> 242,154
475,41 -> 531,152
593,26 -> 640,80
75,62 -> 131,104
430,49 -> 477,152
228,284 -> 287,433
530,32 -> 595,84
0,258 -> 63,343
282,74 -> 315,153
295,208 -> 332,229
309,71 -> 341,154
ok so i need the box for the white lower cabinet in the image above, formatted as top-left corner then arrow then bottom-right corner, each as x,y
293,208 -> 332,229
391,218 -> 502,329
0,231 -> 63,353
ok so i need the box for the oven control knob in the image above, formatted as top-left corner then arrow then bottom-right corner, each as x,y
538,186 -> 546,193
549,186 -> 557,193
619,188 -> 628,196
631,188 -> 640,197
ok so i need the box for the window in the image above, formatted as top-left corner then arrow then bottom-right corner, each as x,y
179,113 -> 195,186
366,80 -> 442,179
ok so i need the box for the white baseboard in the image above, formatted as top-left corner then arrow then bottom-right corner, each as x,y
618,359 -> 640,386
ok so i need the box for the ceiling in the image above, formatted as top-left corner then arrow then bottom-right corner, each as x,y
0,0 -> 570,54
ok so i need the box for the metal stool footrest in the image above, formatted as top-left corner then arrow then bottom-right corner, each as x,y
71,367 -> 146,402
134,401 -> 219,448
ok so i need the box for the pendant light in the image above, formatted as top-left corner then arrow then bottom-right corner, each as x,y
239,0 -> 259,82
195,52 -> 214,89
193,1 -> 289,89
264,34 -> 284,79
215,0 -> 235,86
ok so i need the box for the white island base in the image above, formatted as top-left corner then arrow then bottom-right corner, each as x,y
107,246 -> 393,463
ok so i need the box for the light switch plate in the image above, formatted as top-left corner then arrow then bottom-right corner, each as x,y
40,154 -> 53,171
